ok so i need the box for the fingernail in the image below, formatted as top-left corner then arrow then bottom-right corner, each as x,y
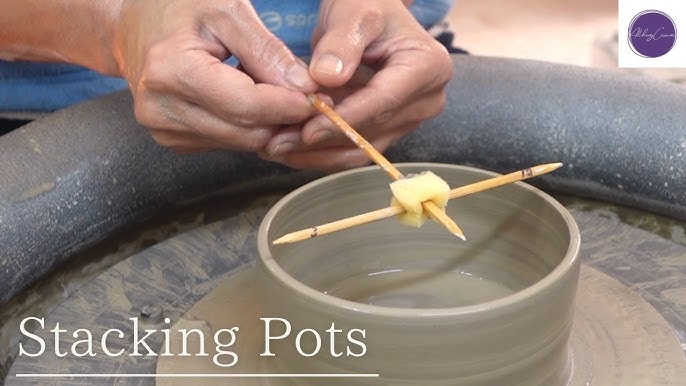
286,64 -> 313,89
258,151 -> 284,163
311,130 -> 334,143
269,141 -> 297,156
313,53 -> 343,76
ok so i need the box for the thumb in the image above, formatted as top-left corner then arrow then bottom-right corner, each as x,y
212,1 -> 317,92
309,5 -> 385,87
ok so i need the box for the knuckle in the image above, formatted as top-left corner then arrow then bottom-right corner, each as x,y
270,47 -> 296,70
236,106 -> 257,127
133,95 -> 159,128
139,43 -> 170,89
410,39 -> 453,89
177,55 -> 210,92
430,92 -> 448,118
357,6 -> 385,34
240,129 -> 272,152
227,93 -> 259,127
430,43 -> 453,85
223,0 -> 253,17
143,36 -> 213,93
148,130 -> 174,148
371,94 -> 402,126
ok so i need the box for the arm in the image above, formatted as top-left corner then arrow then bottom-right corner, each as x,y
0,0 -> 319,154
0,0 -> 120,75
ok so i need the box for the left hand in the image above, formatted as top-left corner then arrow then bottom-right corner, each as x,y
260,0 -> 453,172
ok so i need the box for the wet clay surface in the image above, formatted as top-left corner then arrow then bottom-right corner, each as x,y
4,195 -> 686,385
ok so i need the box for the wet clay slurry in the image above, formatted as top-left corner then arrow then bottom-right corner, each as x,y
323,268 -> 516,308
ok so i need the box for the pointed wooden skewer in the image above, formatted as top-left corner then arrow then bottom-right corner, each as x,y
273,162 -> 563,245
307,94 -> 466,240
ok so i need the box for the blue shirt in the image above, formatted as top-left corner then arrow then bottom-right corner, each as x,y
0,0 -> 453,112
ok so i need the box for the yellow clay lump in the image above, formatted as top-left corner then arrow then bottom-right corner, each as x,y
389,171 -> 450,227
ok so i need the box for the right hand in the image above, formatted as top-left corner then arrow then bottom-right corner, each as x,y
259,0 -> 452,171
113,0 -> 319,153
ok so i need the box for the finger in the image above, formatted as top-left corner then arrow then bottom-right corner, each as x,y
313,64 -> 376,104
260,125 -> 303,157
137,92 -> 279,152
301,69 -> 450,144
302,115 -> 419,158
261,94 -> 336,156
309,2 -> 386,87
264,146 -> 372,172
270,133 -> 402,172
308,15 -> 451,141
148,128 -> 219,151
305,117 -> 420,150
302,89 -> 446,146
138,45 -> 316,128
208,0 -> 317,92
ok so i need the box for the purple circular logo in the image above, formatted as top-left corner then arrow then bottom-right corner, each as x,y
628,10 -> 677,58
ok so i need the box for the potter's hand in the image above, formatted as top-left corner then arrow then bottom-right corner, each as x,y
262,0 -> 452,171
115,0 -> 318,153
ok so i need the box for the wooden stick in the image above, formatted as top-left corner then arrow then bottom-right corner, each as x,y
447,163 -> 562,199
273,163 -> 562,245
307,94 -> 465,240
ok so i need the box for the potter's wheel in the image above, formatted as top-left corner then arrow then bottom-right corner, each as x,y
5,194 -> 686,385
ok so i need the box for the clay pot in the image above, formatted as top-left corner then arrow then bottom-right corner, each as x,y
256,163 -> 580,386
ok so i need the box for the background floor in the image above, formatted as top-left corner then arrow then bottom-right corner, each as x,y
446,0 -> 685,83
447,0 -> 617,67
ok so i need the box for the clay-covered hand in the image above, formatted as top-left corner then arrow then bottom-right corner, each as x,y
115,0 -> 318,153
261,0 -> 453,171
